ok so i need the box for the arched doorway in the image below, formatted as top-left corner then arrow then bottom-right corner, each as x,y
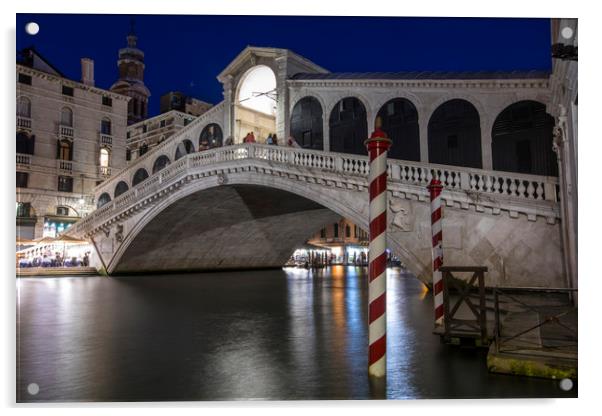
175,140 -> 195,160
428,99 -> 482,168
97,193 -> 111,208
492,101 -> 557,176
376,98 -> 420,161
114,181 -> 129,198
329,97 -> 368,156
199,124 -> 223,149
152,155 -> 171,174
290,96 -> 323,150
235,65 -> 277,143
132,168 -> 149,186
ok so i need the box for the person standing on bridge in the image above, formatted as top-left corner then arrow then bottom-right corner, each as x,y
272,133 -> 278,146
266,133 -> 274,145
287,136 -> 300,148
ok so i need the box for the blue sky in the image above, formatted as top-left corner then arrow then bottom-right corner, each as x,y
16,14 -> 552,116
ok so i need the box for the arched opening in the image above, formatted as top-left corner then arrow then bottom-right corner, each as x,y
16,132 -> 35,155
329,97 -> 368,156
101,117 -> 112,135
132,168 -> 149,186
99,148 -> 110,168
61,107 -> 73,127
376,98 -> 420,161
97,192 -> 111,208
57,139 -> 72,160
428,99 -> 482,168
114,181 -> 129,198
175,139 -> 195,160
199,124 -> 223,149
290,96 -> 324,150
17,96 -> 31,118
152,155 -> 171,174
492,101 -> 557,176
235,65 -> 277,143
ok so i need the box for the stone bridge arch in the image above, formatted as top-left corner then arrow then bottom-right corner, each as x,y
103,172 -> 431,280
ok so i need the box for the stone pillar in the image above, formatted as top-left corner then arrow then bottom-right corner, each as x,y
481,117 -> 493,170
222,75 -> 235,142
275,57 -> 289,143
322,107 -> 330,151
418,112 -> 429,163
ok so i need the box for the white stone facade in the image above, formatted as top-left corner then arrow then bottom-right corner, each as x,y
16,60 -> 129,239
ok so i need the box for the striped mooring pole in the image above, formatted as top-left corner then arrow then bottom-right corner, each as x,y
365,123 -> 392,378
428,177 -> 444,326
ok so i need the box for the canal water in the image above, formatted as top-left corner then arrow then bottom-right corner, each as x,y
16,267 -> 575,402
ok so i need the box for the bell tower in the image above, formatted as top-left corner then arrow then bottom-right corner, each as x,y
110,19 -> 151,124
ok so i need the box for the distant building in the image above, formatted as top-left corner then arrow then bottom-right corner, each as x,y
126,110 -> 197,162
307,219 -> 369,264
110,22 -> 150,125
160,91 -> 213,117
16,48 -> 129,239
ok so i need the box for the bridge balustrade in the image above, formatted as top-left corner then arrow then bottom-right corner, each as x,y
73,143 -> 560,237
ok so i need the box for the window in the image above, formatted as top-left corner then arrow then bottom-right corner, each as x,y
160,120 -> 166,128
16,202 -> 32,218
100,148 -> 110,167
58,176 -> 73,192
16,172 -> 29,188
17,97 -> 31,118
101,118 -> 112,135
333,223 -> 339,238
142,124 -> 147,133
56,206 -> 69,216
184,118 -> 190,126
62,85 -> 74,96
102,96 -> 112,107
139,143 -> 148,156
60,107 -> 73,127
320,228 -> 326,238
345,225 -> 351,238
127,131 -> 131,139
17,132 -> 35,155
126,148 -> 131,161
57,140 -> 72,160
18,74 -> 32,85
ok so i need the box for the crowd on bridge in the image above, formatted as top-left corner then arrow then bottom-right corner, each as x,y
198,132 -> 300,152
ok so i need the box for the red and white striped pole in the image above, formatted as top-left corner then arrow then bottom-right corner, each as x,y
365,123 -> 392,378
428,177 -> 444,326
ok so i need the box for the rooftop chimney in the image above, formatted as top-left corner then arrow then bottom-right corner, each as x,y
81,58 -> 95,87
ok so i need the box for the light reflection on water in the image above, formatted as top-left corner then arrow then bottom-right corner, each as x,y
16,268 -> 574,402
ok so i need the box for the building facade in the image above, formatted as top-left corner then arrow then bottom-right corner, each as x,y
126,110 -> 197,162
16,48 -> 129,239
307,218 -> 369,264
160,91 -> 213,117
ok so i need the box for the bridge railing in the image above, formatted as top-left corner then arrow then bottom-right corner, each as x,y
73,143 -> 559,236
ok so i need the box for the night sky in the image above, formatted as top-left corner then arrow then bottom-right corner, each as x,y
16,14 -> 552,117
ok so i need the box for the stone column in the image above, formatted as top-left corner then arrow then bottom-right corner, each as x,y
222,75 -> 235,142
480,117 -> 493,170
275,57 -> 289,144
418,110 -> 429,163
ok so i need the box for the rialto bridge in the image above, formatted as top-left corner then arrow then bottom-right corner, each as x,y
67,46 -> 567,288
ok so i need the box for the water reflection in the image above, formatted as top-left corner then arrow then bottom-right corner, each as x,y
17,269 -> 575,402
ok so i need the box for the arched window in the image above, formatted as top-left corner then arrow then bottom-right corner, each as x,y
17,96 -> 31,118
376,98 -> 420,161
329,97 -> 368,155
492,101 -> 557,176
57,139 -> 72,160
97,192 -> 111,208
114,181 -> 129,198
345,225 -> 351,238
60,107 -> 73,127
132,168 -> 149,186
101,118 -> 112,135
99,148 -> 110,167
290,96 -> 324,150
16,132 -> 35,155
333,223 -> 339,238
199,124 -> 223,148
152,155 -> 171,174
428,99 -> 482,168
175,140 -> 194,160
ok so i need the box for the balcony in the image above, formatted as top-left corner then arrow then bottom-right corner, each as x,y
57,159 -> 73,174
17,116 -> 32,130
98,166 -> 112,177
100,134 -> 113,147
59,125 -> 74,139
16,153 -> 31,166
